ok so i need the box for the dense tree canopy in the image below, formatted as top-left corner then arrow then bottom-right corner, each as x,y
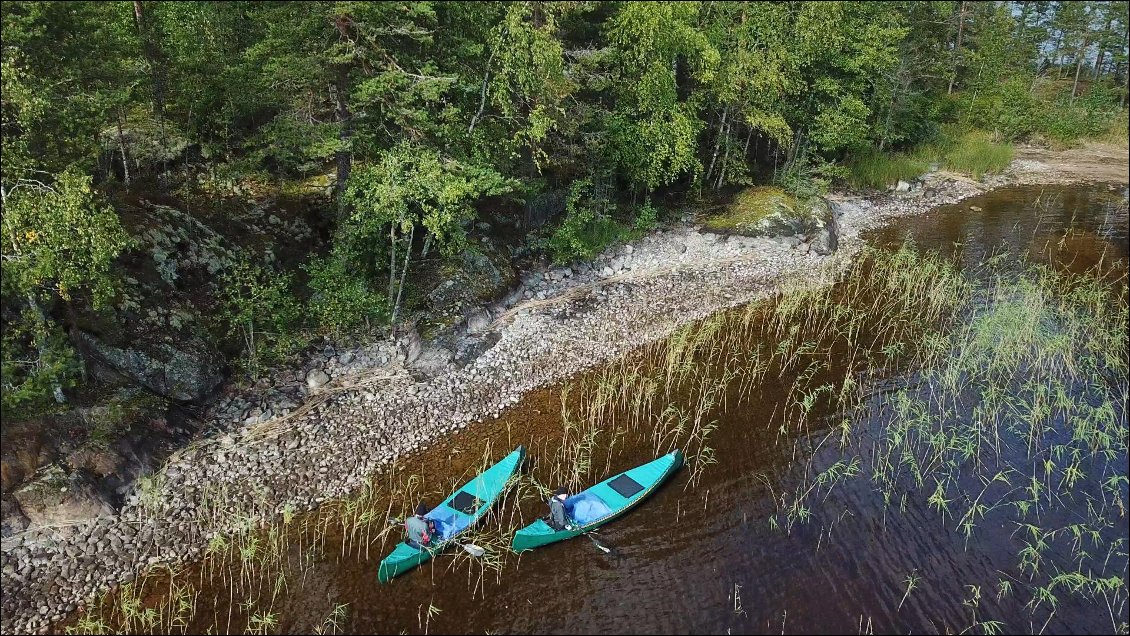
2,1 -> 1128,411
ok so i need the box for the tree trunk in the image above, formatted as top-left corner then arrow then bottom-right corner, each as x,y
1072,35 -> 1089,102
948,1 -> 967,95
116,110 -> 132,186
1094,15 -> 1113,80
715,115 -> 733,190
133,1 -> 168,185
391,222 -> 415,326
468,48 -> 496,134
388,224 -> 397,301
333,69 -> 353,207
704,106 -> 729,187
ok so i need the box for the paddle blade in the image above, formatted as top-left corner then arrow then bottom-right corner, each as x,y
462,544 -> 486,557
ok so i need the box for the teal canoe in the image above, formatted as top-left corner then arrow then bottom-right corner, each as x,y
378,446 -> 525,583
511,450 -> 683,553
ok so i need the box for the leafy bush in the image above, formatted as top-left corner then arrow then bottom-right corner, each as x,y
546,178 -> 627,264
962,76 -> 1039,141
1037,86 -> 1123,144
0,313 -> 78,419
219,258 -> 306,379
633,201 -> 659,232
1098,110 -> 1129,147
776,156 -> 846,199
304,255 -> 387,336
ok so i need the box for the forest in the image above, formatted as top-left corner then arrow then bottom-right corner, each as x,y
3,1 -> 1128,416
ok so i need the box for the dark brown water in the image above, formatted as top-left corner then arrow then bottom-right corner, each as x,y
75,185 -> 1130,635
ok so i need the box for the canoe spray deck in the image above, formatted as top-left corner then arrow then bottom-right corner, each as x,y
377,446 -> 525,583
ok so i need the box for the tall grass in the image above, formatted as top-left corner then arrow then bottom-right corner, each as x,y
939,130 -> 1014,178
846,126 -> 1015,189
845,151 -> 929,190
1097,111 -> 1130,148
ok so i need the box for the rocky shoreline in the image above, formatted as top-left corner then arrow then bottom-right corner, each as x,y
0,161 -> 1119,634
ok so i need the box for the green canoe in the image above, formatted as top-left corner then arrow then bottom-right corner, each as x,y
378,446 -> 525,583
511,450 -> 683,553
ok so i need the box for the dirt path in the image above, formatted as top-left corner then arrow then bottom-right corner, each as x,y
1011,142 -> 1129,185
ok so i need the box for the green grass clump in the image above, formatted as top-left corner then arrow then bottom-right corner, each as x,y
1097,110 -> 1129,148
843,125 -> 1013,190
940,130 -> 1014,178
845,151 -> 928,190
701,186 -> 797,233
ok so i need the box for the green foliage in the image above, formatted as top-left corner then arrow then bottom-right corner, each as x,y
1036,84 -> 1126,144
219,258 -> 306,379
775,157 -> 845,200
546,178 -> 626,264
488,2 -> 572,171
633,201 -> 659,233
846,151 -> 929,190
0,312 -> 78,419
304,255 -> 388,337
962,76 -> 1041,141
606,1 -> 716,191
1,170 -> 131,307
940,130 -> 1014,178
342,143 -> 514,263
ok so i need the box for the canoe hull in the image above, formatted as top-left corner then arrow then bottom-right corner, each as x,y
378,446 -> 525,583
511,450 -> 683,553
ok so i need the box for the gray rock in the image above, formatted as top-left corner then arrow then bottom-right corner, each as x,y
810,227 -> 837,255
466,308 -> 491,335
305,369 -> 330,389
80,333 -> 222,402
895,180 -> 911,192
600,266 -> 614,277
12,467 -> 113,529
1,498 -> 29,538
338,351 -> 355,365
402,330 -> 424,364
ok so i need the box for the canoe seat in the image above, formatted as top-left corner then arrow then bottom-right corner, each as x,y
566,493 -> 613,525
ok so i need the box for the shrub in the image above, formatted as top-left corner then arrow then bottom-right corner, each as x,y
546,178 -> 627,264
633,201 -> 659,232
775,156 -> 845,200
0,313 -> 78,419
219,257 -> 306,379
304,256 -> 387,336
